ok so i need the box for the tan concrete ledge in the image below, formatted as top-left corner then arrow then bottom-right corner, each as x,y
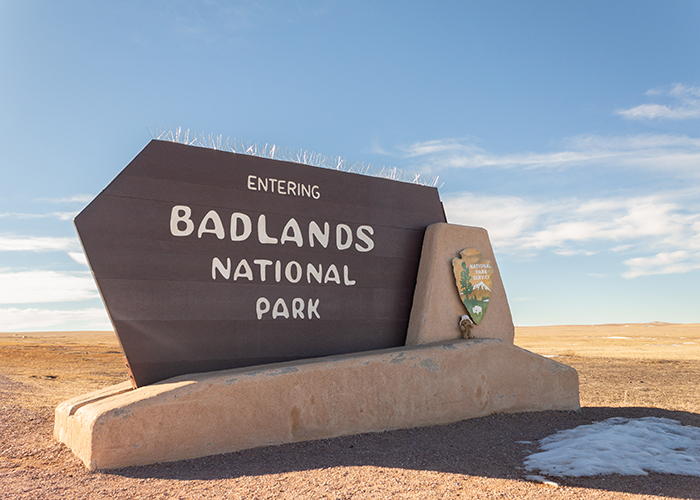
55,339 -> 579,470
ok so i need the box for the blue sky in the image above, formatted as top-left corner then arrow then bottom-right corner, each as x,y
1,0 -> 699,330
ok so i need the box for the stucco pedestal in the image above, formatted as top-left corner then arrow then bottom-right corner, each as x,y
55,338 -> 579,470
407,222 -> 514,345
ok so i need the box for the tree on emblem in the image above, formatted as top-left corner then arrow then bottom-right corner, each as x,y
459,261 -> 473,298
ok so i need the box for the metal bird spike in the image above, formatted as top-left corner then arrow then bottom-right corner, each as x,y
149,125 -> 441,188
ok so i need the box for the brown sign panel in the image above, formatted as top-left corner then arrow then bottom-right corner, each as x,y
75,140 -> 446,386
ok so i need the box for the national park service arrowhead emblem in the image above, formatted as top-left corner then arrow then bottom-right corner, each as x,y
452,249 -> 493,325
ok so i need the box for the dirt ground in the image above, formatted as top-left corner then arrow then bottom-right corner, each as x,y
1,323 -> 699,499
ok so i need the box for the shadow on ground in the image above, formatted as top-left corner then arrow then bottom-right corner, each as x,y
110,407 -> 700,499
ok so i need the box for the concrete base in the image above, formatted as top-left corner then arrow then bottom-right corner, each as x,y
55,339 -> 579,470
56,222 -> 579,470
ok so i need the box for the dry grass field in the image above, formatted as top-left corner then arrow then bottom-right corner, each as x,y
1,324 -> 699,499
516,322 -> 700,361
516,322 -> 700,414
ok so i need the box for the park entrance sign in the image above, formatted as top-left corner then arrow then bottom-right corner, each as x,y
59,140 -> 580,470
75,140 -> 446,386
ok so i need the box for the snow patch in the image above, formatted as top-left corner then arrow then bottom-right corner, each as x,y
525,474 -> 559,487
524,417 -> 700,477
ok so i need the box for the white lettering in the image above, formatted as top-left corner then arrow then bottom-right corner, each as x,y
230,213 -> 252,241
257,214 -> 278,244
272,298 -> 289,319
256,297 -> 321,320
324,264 -> 341,284
170,205 -> 195,236
308,298 -> 320,318
256,297 -> 270,319
355,225 -> 374,252
198,210 -> 225,239
280,218 -> 303,247
253,259 -> 273,281
292,298 -> 305,319
309,221 -> 329,248
247,176 -> 319,199
211,258 -> 358,286
233,258 -> 254,281
336,224 -> 352,250
285,261 -> 302,283
343,265 -> 356,286
307,263 -> 322,284
212,257 -> 231,280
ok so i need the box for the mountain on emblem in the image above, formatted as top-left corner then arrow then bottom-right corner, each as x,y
451,248 -> 493,325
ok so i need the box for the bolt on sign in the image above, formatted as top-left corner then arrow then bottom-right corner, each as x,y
75,140 -> 446,387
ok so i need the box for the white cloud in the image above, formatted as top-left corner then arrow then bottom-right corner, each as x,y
443,191 -> 700,278
617,84 -> 700,120
68,251 -> 89,266
441,193 -> 547,252
618,104 -> 700,120
36,194 -> 94,204
0,234 -> 80,252
399,133 -> 700,175
0,271 -> 99,304
0,307 -> 111,332
0,211 -> 77,221
622,251 -> 700,279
